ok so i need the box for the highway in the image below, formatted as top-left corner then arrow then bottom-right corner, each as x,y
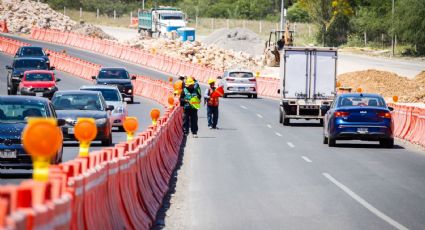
3,35 -> 425,229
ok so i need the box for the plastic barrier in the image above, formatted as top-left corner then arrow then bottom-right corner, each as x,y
0,20 -> 9,33
0,35 -> 183,230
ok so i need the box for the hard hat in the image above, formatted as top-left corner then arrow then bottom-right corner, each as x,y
186,77 -> 195,86
208,79 -> 216,84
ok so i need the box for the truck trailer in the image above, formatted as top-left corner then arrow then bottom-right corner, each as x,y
278,47 -> 338,125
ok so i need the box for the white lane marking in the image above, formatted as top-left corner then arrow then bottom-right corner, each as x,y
267,124 -> 272,129
275,132 -> 282,137
240,105 -> 248,110
256,114 -> 263,118
323,173 -> 409,230
301,156 -> 312,163
287,142 -> 295,148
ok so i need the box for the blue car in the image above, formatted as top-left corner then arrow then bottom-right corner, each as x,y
0,96 -> 64,170
14,46 -> 50,67
322,93 -> 394,148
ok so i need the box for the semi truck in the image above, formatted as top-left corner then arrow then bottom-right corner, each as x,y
138,7 -> 186,37
278,47 -> 338,126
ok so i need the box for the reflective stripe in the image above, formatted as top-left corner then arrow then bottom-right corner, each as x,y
85,173 -> 107,192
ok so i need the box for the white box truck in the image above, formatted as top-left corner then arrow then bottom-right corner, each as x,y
278,47 -> 338,125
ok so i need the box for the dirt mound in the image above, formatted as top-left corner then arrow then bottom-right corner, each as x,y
0,0 -> 113,39
338,69 -> 425,103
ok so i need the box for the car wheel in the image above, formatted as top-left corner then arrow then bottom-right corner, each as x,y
248,94 -> 252,98
11,87 -> 17,95
253,94 -> 258,99
328,137 -> 336,147
323,133 -> 328,144
130,97 -> 134,104
118,126 -> 125,132
320,119 -> 324,126
380,139 -> 394,148
223,93 -> 228,98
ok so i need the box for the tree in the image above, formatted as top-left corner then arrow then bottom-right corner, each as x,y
395,0 -> 425,54
287,2 -> 310,23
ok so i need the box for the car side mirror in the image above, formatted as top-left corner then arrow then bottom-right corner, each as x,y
131,75 -> 136,80
56,78 -> 61,82
320,105 -> 330,113
388,106 -> 394,112
5,65 -> 12,69
50,66 -> 55,70
91,76 -> 97,80
107,105 -> 114,111
57,119 -> 66,126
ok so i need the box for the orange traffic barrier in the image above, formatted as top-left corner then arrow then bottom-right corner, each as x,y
0,19 -> 9,33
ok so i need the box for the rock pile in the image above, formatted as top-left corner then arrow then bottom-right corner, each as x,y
0,0 -> 112,39
125,36 -> 264,71
338,70 -> 425,103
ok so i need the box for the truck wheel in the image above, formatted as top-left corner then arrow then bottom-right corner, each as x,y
282,110 -> 290,126
147,30 -> 153,37
279,108 -> 283,124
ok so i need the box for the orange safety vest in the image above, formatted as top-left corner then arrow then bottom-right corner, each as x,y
207,88 -> 219,107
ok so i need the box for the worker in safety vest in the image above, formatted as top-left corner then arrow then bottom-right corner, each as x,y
204,79 -> 220,129
180,77 -> 201,138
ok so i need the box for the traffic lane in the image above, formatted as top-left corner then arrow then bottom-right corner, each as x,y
235,97 -> 425,229
2,34 -> 172,82
0,53 -> 163,181
178,98 -> 394,229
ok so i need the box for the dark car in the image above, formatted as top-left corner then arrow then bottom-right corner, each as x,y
92,67 -> 136,103
0,96 -> 64,169
14,46 -> 50,67
18,70 -> 60,99
51,90 -> 114,146
322,93 -> 394,148
6,57 -> 55,95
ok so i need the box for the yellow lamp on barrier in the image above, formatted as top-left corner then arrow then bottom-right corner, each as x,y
356,87 -> 363,93
150,109 -> 161,126
22,118 -> 62,181
74,118 -> 97,157
123,117 -> 139,141
173,80 -> 183,96
393,96 -> 399,103
168,95 -> 175,108
151,48 -> 156,54
255,71 -> 260,78
168,77 -> 173,85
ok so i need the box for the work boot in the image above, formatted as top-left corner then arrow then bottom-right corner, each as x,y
193,134 -> 198,138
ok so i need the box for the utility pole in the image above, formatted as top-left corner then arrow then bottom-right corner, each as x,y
391,0 -> 395,57
280,0 -> 285,31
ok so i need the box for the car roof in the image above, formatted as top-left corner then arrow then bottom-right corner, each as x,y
24,70 -> 53,74
20,46 -> 43,49
14,57 -> 46,61
54,90 -> 101,95
0,95 -> 50,103
100,67 -> 128,71
226,69 -> 253,73
80,85 -> 119,90
339,93 -> 383,98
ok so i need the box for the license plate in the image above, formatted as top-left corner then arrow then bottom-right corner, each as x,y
68,128 -> 74,134
0,149 -> 17,159
357,128 -> 368,134
36,92 -> 43,97
238,87 -> 245,91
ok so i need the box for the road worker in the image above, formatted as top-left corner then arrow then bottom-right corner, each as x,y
181,77 -> 201,138
204,78 -> 220,129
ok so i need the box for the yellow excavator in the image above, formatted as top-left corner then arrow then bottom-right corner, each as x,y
263,23 -> 294,67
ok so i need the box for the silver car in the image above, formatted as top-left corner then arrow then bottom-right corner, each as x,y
222,70 -> 258,98
80,85 -> 128,131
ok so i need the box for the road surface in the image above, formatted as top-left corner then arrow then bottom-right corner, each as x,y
3,34 -> 425,230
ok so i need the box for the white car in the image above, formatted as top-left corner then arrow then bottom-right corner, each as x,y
222,70 -> 258,98
80,85 -> 128,131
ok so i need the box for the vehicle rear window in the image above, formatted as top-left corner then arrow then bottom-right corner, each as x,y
25,73 -> 53,81
0,101 -> 47,123
338,96 -> 386,108
52,94 -> 103,111
229,72 -> 254,78
13,59 -> 47,69
82,89 -> 121,101
21,47 -> 44,56
98,69 -> 129,79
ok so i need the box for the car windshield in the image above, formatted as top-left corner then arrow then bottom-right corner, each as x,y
338,95 -> 386,108
161,15 -> 183,20
14,59 -> 47,69
229,72 -> 254,78
52,94 -> 103,111
21,47 -> 44,56
0,100 -> 47,123
83,89 -> 121,101
98,69 -> 129,79
25,73 -> 53,81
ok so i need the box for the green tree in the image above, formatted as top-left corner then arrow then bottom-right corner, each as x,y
395,0 -> 425,54
287,1 -> 309,22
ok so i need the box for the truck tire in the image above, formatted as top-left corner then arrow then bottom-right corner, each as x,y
282,109 -> 290,126
147,30 -> 153,38
279,107 -> 283,124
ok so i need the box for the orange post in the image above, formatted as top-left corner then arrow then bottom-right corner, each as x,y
123,117 -> 139,141
150,109 -> 161,126
22,118 -> 62,181
393,96 -> 399,103
168,95 -> 175,109
74,118 -> 97,157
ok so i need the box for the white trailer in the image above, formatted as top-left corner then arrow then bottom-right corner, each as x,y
278,47 -> 338,125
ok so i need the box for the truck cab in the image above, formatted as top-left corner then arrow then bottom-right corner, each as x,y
278,47 -> 338,126
138,7 -> 186,37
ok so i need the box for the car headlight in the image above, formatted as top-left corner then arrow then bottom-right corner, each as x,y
127,89 -> 132,93
48,86 -> 57,90
113,106 -> 125,114
95,118 -> 107,125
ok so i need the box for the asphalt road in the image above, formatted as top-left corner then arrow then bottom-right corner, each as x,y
4,34 -> 425,229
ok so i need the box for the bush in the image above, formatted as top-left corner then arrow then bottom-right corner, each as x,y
287,2 -> 309,23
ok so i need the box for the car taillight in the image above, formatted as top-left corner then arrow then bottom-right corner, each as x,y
377,111 -> 391,119
334,111 -> 350,117
226,78 -> 235,82
249,79 -> 256,82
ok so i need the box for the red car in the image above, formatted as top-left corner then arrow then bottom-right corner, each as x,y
18,70 -> 60,99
